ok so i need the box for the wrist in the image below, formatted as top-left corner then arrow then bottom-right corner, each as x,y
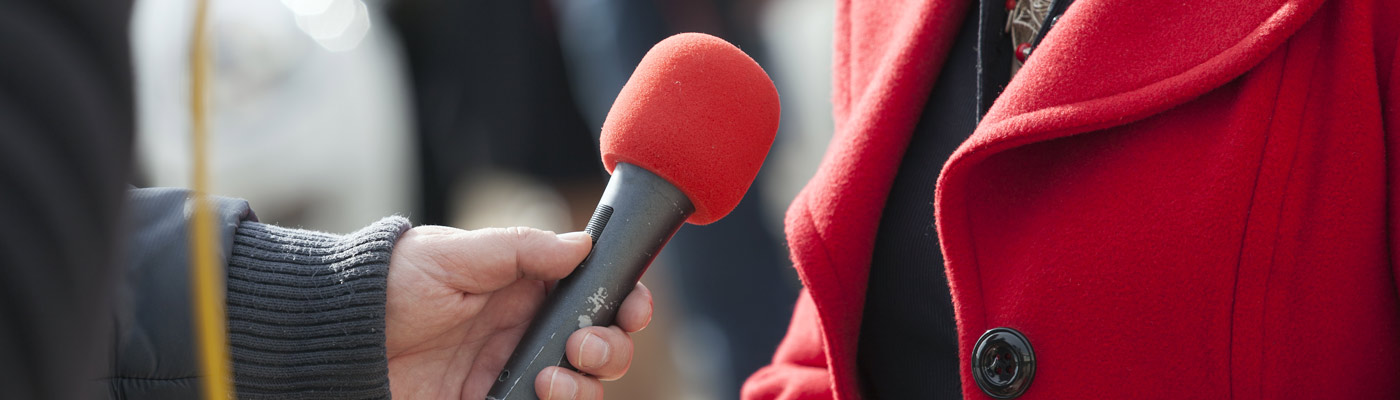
225,216 -> 411,399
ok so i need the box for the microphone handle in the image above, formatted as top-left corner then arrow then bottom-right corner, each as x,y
486,163 -> 694,400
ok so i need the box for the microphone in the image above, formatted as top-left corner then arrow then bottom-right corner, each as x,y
485,32 -> 780,400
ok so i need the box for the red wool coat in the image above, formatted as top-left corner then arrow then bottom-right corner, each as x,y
742,0 -> 1400,399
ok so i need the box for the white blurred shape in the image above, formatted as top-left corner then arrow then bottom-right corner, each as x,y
310,0 -> 370,52
290,0 -> 370,52
294,0 -> 354,39
280,0 -> 334,16
131,0 -> 415,233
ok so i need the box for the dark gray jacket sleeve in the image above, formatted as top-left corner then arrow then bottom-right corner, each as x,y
111,187 -> 411,399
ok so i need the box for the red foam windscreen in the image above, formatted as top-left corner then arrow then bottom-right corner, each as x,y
600,33 -> 780,225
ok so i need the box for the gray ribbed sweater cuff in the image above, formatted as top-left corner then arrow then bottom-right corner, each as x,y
226,216 -> 412,399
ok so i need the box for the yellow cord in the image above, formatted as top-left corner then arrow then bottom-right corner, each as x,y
189,0 -> 235,398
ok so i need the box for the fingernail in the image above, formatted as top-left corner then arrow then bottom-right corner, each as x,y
642,306 -> 653,332
547,368 -> 579,400
557,231 -> 590,242
578,332 -> 609,369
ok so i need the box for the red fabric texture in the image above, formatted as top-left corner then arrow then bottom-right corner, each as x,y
744,0 -> 1400,399
601,32 -> 780,225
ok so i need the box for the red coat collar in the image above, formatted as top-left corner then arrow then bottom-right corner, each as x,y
786,0 -> 1327,398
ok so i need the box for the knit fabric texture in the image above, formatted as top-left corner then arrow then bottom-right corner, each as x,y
225,216 -> 411,399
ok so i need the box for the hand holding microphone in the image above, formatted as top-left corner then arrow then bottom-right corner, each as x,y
486,32 -> 781,400
384,226 -> 653,400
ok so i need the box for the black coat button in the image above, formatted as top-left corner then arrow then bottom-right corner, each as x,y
972,327 -> 1035,398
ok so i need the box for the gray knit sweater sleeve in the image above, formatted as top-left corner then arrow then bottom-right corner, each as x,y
226,216 -> 412,399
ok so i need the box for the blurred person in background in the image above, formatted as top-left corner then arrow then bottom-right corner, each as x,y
387,0 -> 602,233
744,0 -> 1400,399
1,0 -> 653,398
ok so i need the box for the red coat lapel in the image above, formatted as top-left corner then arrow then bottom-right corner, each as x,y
786,0 -> 967,398
936,0 -> 1327,397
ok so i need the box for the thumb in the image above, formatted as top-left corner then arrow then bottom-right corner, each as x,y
411,226 -> 592,293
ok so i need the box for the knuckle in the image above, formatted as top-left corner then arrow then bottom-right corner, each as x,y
503,226 -> 540,244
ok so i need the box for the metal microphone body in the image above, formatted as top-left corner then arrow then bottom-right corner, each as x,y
486,162 -> 694,400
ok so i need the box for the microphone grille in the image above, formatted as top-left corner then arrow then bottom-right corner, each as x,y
599,33 -> 780,225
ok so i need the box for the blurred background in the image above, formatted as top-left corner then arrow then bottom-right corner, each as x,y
130,0 -> 833,398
